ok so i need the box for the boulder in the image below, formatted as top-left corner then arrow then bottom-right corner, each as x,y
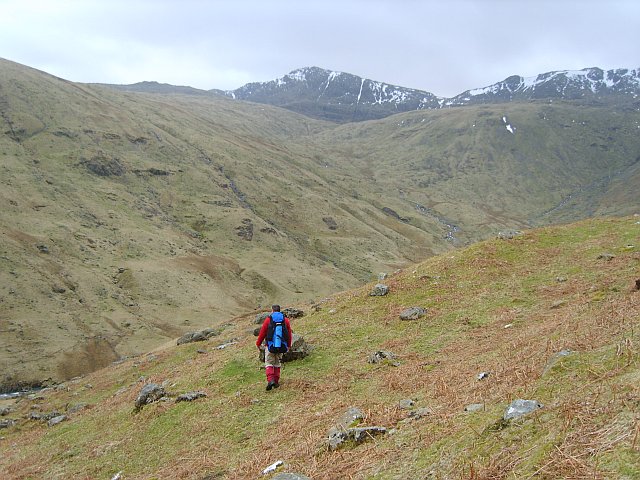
368,350 -> 399,366
282,307 -> 304,318
497,230 -> 523,240
464,403 -> 485,413
254,312 -> 270,324
370,284 -> 389,296
0,407 -> 14,416
405,407 -> 432,420
0,419 -> 16,429
273,474 -> 311,480
327,425 -> 387,451
134,383 -> 167,410
175,391 -> 207,403
398,399 -> 415,410
47,415 -> 68,427
503,399 -> 543,421
258,333 -> 310,363
399,307 -> 427,320
176,328 -> 219,345
597,253 -> 615,261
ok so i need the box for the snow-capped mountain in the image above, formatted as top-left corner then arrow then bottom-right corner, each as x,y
220,66 -> 441,122
220,66 -> 640,122
445,67 -> 640,106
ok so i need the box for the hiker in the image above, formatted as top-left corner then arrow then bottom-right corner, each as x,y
256,305 -> 293,391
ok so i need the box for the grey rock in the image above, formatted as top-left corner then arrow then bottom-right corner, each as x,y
134,383 -> 166,410
66,403 -> 88,414
0,419 -> 16,428
272,473 -> 311,480
328,425 -> 387,451
542,349 -> 574,376
370,283 -> 389,296
339,407 -> 365,428
47,414 -> 68,427
399,307 -> 427,320
497,230 -> 523,240
503,399 -> 544,420
0,407 -> 13,416
378,272 -> 388,281
556,276 -> 568,283
282,307 -> 304,318
597,253 -> 615,261
176,391 -> 207,403
398,399 -> 415,410
37,244 -> 50,253
477,371 -> 490,380
406,407 -> 431,420
368,350 -> 399,366
254,312 -> 271,324
176,328 -> 219,345
464,403 -> 485,413
282,333 -> 310,362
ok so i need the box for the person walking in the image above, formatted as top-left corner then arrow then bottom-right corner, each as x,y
256,305 -> 293,391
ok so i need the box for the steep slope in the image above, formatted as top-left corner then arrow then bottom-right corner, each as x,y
2,58 -> 639,391
0,59 -> 451,389
0,216 -> 638,479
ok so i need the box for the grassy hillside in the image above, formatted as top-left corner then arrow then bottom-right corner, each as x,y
1,57 -> 639,390
1,216 -> 638,479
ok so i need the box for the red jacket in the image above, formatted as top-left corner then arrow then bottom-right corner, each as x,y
256,315 -> 293,348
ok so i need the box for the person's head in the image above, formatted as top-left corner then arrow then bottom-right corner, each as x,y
272,304 -> 281,312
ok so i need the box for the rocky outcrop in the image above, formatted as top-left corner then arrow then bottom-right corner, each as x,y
176,328 -> 220,345
399,307 -> 427,320
134,384 -> 167,411
370,284 -> 389,296
175,391 -> 207,403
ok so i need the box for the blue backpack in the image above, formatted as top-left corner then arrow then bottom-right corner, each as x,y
266,312 -> 290,353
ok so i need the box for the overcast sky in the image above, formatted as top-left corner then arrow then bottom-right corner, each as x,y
2,0 -> 639,97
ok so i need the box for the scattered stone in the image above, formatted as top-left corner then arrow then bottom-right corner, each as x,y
497,230 -> 522,240
503,399 -> 543,421
503,323 -> 513,329
339,407 -> 365,428
464,403 -> 485,413
551,300 -> 567,309
134,383 -> 166,410
254,312 -> 271,324
542,349 -> 574,376
398,399 -> 415,410
47,415 -> 68,427
406,407 -> 431,420
322,216 -> 338,230
598,253 -> 615,261
37,244 -> 50,254
215,340 -> 238,350
111,471 -> 123,480
272,473 -> 311,480
282,307 -> 304,318
399,307 -> 427,320
0,419 -> 16,428
66,403 -> 88,414
52,284 -> 66,293
0,407 -> 13,416
367,350 -> 399,366
282,334 -> 310,362
370,284 -> 389,296
327,425 -> 387,450
378,272 -> 387,281
175,391 -> 207,403
262,460 -> 284,475
556,276 -> 568,283
197,349 -> 207,354
477,372 -> 490,380
176,328 -> 220,345
30,411 -> 62,422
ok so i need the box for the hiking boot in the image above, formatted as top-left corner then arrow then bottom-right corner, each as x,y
266,381 -> 275,391
273,382 -> 280,389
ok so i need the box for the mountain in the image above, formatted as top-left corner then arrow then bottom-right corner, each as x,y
1,57 -> 639,391
95,80 -> 211,96
218,66 -> 442,122
222,66 -> 640,122
1,216 -> 638,479
445,67 -> 640,106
